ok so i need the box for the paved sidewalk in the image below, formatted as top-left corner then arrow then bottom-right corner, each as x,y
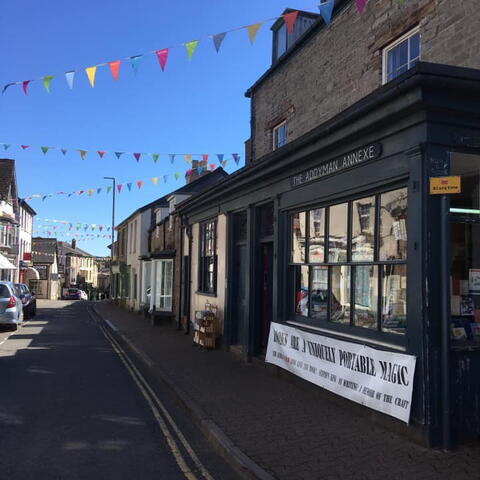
95,302 -> 480,480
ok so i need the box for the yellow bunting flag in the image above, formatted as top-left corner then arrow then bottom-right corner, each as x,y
78,149 -> 87,160
247,23 -> 262,44
185,154 -> 192,164
85,66 -> 97,88
152,177 -> 159,185
185,40 -> 199,60
87,189 -> 94,196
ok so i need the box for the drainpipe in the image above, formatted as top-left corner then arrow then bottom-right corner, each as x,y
181,215 -> 193,335
440,195 -> 451,450
177,216 -> 184,331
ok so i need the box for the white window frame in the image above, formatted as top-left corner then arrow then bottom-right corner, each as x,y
154,259 -> 173,312
382,27 -> 420,85
272,121 -> 287,151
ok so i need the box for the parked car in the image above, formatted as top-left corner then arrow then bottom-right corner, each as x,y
14,283 -> 36,319
79,290 -> 88,301
0,281 -> 24,330
64,288 -> 82,300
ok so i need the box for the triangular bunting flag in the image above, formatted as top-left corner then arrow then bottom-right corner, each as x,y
152,153 -> 159,163
136,180 -> 143,189
217,154 -> 224,163
97,188 -> 102,194
233,153 -> 240,165
61,149 -> 67,155
319,1 -> 335,24
155,49 -> 169,71
106,186 -> 112,193
126,183 -> 132,191
133,153 -> 141,162
21,145 -> 30,149
97,151 -> 105,158
43,75 -> 54,93
115,152 -> 124,159
130,55 -> 143,74
78,149 -> 87,160
185,40 -> 199,60
99,225 -> 103,232
210,163 -> 215,171
109,60 -> 121,80
152,177 -> 158,185
221,159 -> 228,168
3,144 -> 10,150
169,154 -> 176,164
78,190 -> 84,196
197,167 -> 202,175
41,146 -> 49,155
202,154 -> 209,163
117,184 -> 123,193
185,154 -> 192,164
163,175 -> 168,183
213,32 -> 226,53
22,80 -> 30,95
2,83 -> 15,95
175,172 -> 180,180
283,11 -> 299,34
87,189 -> 94,196
247,23 -> 262,44
85,66 -> 97,88
65,71 -> 75,89
355,0 -> 368,14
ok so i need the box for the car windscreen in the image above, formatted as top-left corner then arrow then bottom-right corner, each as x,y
68,289 -> 79,294
0,285 -> 11,298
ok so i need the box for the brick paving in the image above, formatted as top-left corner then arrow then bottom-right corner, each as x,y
96,302 -> 480,480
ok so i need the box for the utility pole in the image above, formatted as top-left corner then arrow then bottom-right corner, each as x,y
104,177 -> 116,300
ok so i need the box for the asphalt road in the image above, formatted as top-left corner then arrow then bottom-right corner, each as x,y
0,300 -> 240,480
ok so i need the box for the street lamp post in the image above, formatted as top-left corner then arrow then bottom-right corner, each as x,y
104,177 -> 116,299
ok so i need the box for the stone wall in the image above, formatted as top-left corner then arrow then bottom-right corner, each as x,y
251,0 -> 480,160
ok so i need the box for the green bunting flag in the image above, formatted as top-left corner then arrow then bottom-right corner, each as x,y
185,40 -> 199,60
43,75 -> 54,93
41,146 -> 49,155
106,186 -> 112,193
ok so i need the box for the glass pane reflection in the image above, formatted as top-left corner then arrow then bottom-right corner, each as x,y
328,203 -> 348,262
291,212 -> 306,263
294,266 -> 309,317
330,265 -> 350,324
380,188 -> 407,260
311,266 -> 328,321
351,196 -> 375,261
309,208 -> 325,263
381,264 -> 407,334
354,265 -> 378,330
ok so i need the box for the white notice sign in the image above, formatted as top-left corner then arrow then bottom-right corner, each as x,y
266,323 -> 416,423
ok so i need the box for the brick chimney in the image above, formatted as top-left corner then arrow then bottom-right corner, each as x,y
71,238 -> 77,250
185,159 -> 209,184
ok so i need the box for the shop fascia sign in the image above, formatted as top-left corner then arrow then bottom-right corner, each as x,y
290,143 -> 382,188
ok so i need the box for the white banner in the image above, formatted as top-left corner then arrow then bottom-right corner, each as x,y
266,323 -> 416,423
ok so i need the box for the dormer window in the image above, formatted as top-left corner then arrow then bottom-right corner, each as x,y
273,121 -> 287,150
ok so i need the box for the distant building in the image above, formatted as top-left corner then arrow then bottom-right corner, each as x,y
17,199 -> 37,284
31,237 -> 60,299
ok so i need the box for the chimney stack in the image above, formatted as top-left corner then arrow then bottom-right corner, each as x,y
71,238 -> 77,250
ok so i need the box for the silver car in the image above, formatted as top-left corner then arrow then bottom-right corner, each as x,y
0,281 -> 24,330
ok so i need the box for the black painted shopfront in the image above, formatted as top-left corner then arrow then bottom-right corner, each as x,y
179,63 -> 480,447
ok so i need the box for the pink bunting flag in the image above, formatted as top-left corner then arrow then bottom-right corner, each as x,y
283,11 -> 299,34
21,145 -> 30,150
136,180 -> 143,189
97,151 -> 105,158
209,163 -> 215,172
117,184 -> 123,193
99,225 -> 103,232
355,0 -> 368,14
202,154 -> 209,163
155,49 -> 169,72
78,190 -> 84,195
133,153 -> 141,162
109,60 -> 121,80
22,81 -> 30,95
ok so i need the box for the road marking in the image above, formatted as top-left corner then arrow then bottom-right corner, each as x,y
87,307 -> 215,480
0,322 -> 26,346
104,319 -> 118,332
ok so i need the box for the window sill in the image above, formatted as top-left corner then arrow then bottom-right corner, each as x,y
195,291 -> 217,298
286,320 -> 407,352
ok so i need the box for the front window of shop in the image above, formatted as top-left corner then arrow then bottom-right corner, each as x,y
290,187 -> 408,337
449,152 -> 480,346
198,220 -> 217,294
155,259 -> 173,312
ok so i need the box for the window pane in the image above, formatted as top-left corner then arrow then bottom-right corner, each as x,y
234,212 -> 247,242
276,24 -> 287,58
381,264 -> 407,334
311,266 -> 328,321
309,208 -> 325,263
259,203 -> 274,237
397,39 -> 409,70
450,152 -> 480,212
294,266 -> 309,317
330,266 -> 350,324
291,212 -> 306,263
354,266 -> 378,330
351,196 -> 375,261
328,203 -> 348,262
379,188 -> 407,260
409,33 -> 420,61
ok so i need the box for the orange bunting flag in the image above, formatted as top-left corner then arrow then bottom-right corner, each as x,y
185,154 -> 192,164
87,189 -> 94,196
247,23 -> 262,44
78,149 -> 87,160
155,49 -> 169,71
210,163 -> 215,171
136,180 -> 143,189
85,66 -> 97,87
152,177 -> 159,185
283,11 -> 299,34
109,60 -> 121,80
133,153 -> 141,162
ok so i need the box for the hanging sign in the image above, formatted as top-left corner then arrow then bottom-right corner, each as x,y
429,176 -> 461,195
266,322 -> 416,423
290,143 -> 382,188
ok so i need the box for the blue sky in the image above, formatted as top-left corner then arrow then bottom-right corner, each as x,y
1,0 -> 318,255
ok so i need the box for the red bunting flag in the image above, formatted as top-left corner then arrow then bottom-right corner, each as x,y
97,151 -> 105,158
202,154 -> 209,163
283,11 -> 299,34
21,145 -> 29,149
109,60 -> 121,81
78,190 -> 84,195
22,81 -> 30,95
136,180 -> 143,189
155,49 -> 169,72
209,163 -> 215,171
117,184 -> 123,193
133,153 -> 141,162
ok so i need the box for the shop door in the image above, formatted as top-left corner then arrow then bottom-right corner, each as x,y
231,244 -> 247,345
257,242 -> 273,353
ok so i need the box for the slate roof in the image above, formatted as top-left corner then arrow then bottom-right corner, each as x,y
57,241 -> 95,258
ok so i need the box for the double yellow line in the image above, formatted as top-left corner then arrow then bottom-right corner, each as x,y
88,307 -> 215,480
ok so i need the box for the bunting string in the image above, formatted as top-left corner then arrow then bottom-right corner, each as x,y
1,11 -> 300,96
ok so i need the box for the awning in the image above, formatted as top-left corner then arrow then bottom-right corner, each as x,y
25,267 -> 40,280
0,253 -> 16,270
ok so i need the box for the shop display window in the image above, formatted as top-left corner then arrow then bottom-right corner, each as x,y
289,187 -> 407,337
